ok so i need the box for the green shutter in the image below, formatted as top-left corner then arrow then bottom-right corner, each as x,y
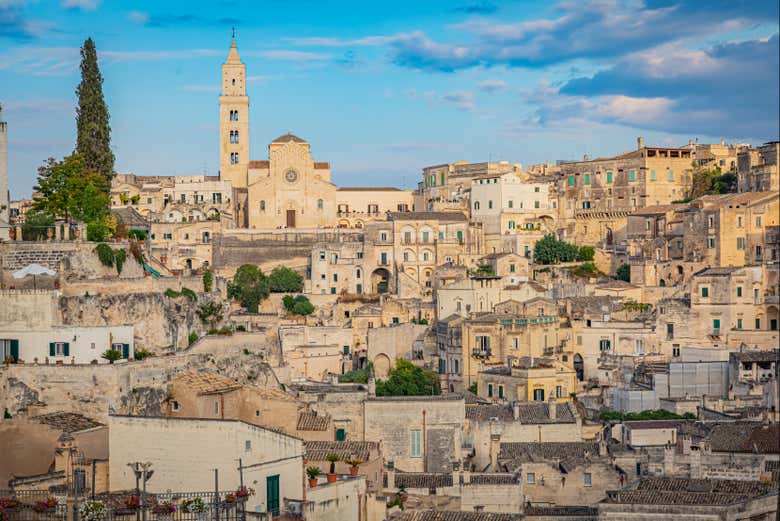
584,174 -> 591,185
606,172 -> 613,183
10,340 -> 19,363
122,344 -> 130,359
568,175 -> 575,186
63,343 -> 70,357
49,343 -> 55,357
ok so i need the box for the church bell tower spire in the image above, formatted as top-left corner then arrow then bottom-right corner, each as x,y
219,32 -> 249,189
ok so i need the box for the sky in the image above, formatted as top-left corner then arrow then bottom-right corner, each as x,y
1,0 -> 778,198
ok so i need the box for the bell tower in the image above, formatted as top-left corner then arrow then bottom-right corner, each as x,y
0,103 -> 9,230
219,33 -> 249,189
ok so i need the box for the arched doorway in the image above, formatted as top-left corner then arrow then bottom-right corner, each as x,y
185,259 -> 193,270
371,268 -> 391,294
373,353 -> 392,379
573,353 -> 584,381
605,227 -> 613,246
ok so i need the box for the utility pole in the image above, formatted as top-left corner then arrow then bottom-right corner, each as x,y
214,468 -> 220,521
129,462 -> 153,521
237,459 -> 246,521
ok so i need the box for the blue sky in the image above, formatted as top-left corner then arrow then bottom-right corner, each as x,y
1,0 -> 778,198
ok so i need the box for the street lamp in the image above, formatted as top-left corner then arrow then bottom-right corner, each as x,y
127,462 -> 154,521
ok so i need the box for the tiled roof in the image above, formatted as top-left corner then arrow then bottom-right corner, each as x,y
707,423 -> 780,454
33,412 -> 104,433
467,473 -> 519,485
111,207 -> 148,229
175,372 -> 242,395
368,394 -> 464,402
604,478 -> 777,506
499,442 -> 600,471
623,420 -> 687,430
694,266 -> 741,277
731,350 -> 779,363
336,186 -> 402,191
392,472 -> 453,489
297,410 -> 331,431
394,512 -> 521,521
466,403 -> 575,424
523,504 -> 598,516
272,133 -> 307,144
304,441 -> 379,462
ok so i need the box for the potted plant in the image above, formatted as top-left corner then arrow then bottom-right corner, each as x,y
306,466 -> 321,488
181,497 -> 207,521
325,453 -> 340,482
0,498 -> 20,511
234,487 -> 252,502
223,493 -> 236,504
78,500 -> 106,521
32,498 -> 58,514
344,458 -> 363,476
120,496 -> 140,513
152,502 -> 176,518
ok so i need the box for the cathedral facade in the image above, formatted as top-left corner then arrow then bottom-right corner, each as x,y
218,38 -> 413,229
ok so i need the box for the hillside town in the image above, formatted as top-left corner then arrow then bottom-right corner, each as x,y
0,34 -> 778,521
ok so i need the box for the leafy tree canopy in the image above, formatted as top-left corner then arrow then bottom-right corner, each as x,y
76,38 -> 114,184
268,266 -> 304,293
615,263 -> 631,283
375,359 -> 440,397
283,294 -> 315,316
600,409 -> 695,422
533,234 -> 578,265
228,265 -> 269,313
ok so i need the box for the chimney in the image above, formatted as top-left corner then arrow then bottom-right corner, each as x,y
637,137 -> 644,150
548,397 -> 557,420
489,433 -> 501,469
512,402 -> 520,421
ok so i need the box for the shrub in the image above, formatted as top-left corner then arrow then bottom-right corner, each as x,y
179,287 -> 197,300
228,265 -> 269,313
101,349 -> 122,363
133,349 -> 152,361
339,368 -> 369,383
164,288 -> 179,298
86,220 -> 110,242
128,229 -> 147,241
188,332 -> 199,346
129,240 -> 145,265
95,243 -> 114,267
283,295 -> 315,316
268,266 -> 304,292
375,359 -> 440,397
114,249 -> 127,274
577,246 -> 595,262
202,269 -> 214,292
616,263 -> 631,282
533,234 -> 578,264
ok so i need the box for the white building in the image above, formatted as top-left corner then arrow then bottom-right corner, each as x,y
470,172 -> 552,235
0,324 -> 134,364
109,415 -> 304,516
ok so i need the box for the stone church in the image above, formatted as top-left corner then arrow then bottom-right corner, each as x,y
218,37 -> 412,229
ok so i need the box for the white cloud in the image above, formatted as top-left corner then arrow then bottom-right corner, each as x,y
477,79 -> 507,92
62,0 -> 99,10
441,91 -> 475,111
127,11 -> 149,24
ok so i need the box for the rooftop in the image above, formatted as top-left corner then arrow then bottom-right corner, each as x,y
33,412 -> 104,434
174,372 -> 242,395
731,350 -> 779,363
707,423 -> 780,454
388,211 -> 467,222
466,402 -> 576,424
603,477 -> 777,506
393,512 -> 521,521
297,410 -> 331,431
271,133 -> 307,144
304,440 -> 379,461
499,442 -> 601,471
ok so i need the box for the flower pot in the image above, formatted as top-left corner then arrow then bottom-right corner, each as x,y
308,478 -> 318,488
350,467 -> 359,476
327,473 -> 337,483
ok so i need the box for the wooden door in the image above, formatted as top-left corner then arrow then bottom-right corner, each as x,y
286,210 -> 296,228
266,474 -> 280,515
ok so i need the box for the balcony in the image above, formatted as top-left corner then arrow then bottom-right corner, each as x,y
472,348 -> 491,359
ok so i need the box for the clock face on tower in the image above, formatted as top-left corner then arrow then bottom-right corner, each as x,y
284,169 -> 299,183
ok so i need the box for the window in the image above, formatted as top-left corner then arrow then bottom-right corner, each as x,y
508,221 -> 516,230
628,171 -> 636,182
410,429 -> 422,457
737,237 -> 745,250
708,216 -> 714,228
737,216 -> 743,228
567,175 -> 575,186
584,174 -> 591,185
707,237 -> 715,249
756,216 -> 762,227
509,263 -> 515,273
422,231 -> 430,243
333,273 -> 338,282
317,199 -> 323,210
488,200 -> 493,209
380,232 -> 388,241
556,385 -> 563,398
404,231 -> 412,243
737,287 -> 742,297
534,186 -> 540,193
737,319 -> 743,329
534,201 -> 540,209
672,346 -> 680,357
508,200 -> 514,209
527,473 -> 535,484
230,152 -> 239,164
172,401 -> 180,412
336,428 -> 346,441
498,385 -> 504,399
245,440 -> 251,451
487,384 -> 493,397
380,252 -> 388,265
356,268 -> 361,278
584,473 -> 592,487
180,194 -> 186,203
214,400 -> 220,416
255,410 -> 260,417
599,339 -> 611,352
755,318 -> 761,329
163,233 -> 172,240
606,171 -> 613,183
330,287 -> 336,294
713,319 -> 720,332
701,287 -> 709,298
533,389 -> 545,401
668,170 -> 674,181
649,170 -> 656,180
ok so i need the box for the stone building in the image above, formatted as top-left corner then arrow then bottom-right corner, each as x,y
418,160 -> 523,213
363,394 -> 465,473
476,356 -> 577,404
738,141 -> 779,193
598,477 -> 778,520
497,441 -> 622,506
557,138 -> 693,250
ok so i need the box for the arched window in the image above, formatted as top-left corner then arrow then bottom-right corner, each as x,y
474,201 -> 480,210
232,78 -> 236,86
423,251 -> 430,261
317,199 -> 323,210
356,268 -> 361,278
260,200 -> 266,211
488,200 -> 493,209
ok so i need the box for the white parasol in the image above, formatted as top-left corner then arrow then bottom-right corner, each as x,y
12,263 -> 56,289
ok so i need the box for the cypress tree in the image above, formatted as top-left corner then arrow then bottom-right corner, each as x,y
76,38 -> 114,186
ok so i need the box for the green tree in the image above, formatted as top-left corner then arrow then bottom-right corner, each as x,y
197,301 -> 225,330
202,269 -> 214,292
576,246 -> 595,262
283,295 -> 315,316
21,208 -> 54,241
533,234 -> 578,264
616,263 -> 631,282
268,266 -> 304,292
375,359 -> 440,397
228,265 -> 269,313
76,38 -> 114,185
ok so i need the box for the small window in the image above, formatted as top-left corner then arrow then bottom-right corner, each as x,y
527,473 -> 535,484
172,401 -> 180,412
255,410 -> 260,417
410,429 -> 422,457
737,319 -> 743,329
508,200 -> 514,209
628,170 -> 636,182
606,171 -> 613,183
214,401 -> 220,415
584,174 -> 591,185
737,287 -> 742,297
556,385 -> 563,398
701,287 -> 709,298
668,170 -> 674,181
498,385 -> 504,399
584,473 -> 592,487
567,175 -> 575,186
245,440 -> 251,451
